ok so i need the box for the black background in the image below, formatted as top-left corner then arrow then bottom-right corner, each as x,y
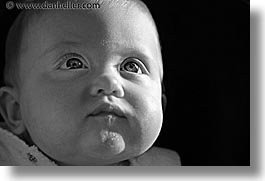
0,0 -> 249,166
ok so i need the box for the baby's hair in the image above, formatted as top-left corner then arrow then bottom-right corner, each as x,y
4,0 -> 163,89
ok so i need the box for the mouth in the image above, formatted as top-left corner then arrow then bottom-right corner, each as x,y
89,103 -> 126,119
87,103 -> 128,128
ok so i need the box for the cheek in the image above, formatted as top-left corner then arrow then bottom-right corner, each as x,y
19,76 -> 86,157
126,81 -> 163,152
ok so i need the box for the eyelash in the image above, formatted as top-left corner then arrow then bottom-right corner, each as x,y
58,53 -> 88,70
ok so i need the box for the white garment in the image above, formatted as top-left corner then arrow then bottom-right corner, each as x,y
0,126 -> 181,166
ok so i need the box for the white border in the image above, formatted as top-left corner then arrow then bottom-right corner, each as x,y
0,0 -> 259,181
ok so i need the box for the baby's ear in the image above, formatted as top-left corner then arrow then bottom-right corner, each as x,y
0,86 -> 25,135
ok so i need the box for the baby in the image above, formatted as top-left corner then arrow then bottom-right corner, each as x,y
0,0 -> 180,166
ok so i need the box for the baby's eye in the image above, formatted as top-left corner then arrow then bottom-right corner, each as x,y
59,53 -> 88,70
120,58 -> 144,74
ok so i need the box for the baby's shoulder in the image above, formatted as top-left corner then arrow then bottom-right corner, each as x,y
130,146 -> 181,166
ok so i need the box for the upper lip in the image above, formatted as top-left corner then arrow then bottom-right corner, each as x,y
89,103 -> 125,118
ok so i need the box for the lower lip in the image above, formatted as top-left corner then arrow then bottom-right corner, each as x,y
89,113 -> 124,126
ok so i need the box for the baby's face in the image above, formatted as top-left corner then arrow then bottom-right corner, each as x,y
18,5 -> 163,165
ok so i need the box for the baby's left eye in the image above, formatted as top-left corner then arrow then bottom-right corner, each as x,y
120,58 -> 144,74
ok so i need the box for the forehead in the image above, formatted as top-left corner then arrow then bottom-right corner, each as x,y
30,8 -> 158,51
20,4 -> 162,77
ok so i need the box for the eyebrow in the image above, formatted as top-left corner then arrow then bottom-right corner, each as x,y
118,46 -> 155,63
42,39 -> 154,56
40,39 -> 157,66
40,41 -> 83,58
101,40 -> 155,59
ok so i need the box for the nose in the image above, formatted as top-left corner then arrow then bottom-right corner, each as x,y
90,73 -> 124,98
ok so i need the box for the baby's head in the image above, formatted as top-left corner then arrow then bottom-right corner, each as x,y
0,0 -> 165,165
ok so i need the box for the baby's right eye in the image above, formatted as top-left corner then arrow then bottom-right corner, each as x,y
58,53 -> 89,70
120,57 -> 147,74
